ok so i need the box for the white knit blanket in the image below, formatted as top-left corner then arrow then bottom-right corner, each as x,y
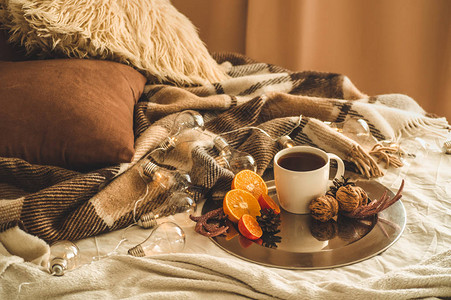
1,250 -> 450,299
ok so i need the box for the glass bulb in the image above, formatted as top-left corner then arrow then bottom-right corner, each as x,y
324,121 -> 343,133
342,118 -> 378,150
277,135 -> 295,148
48,240 -> 80,276
137,191 -> 196,229
326,118 -> 377,150
128,222 -> 186,257
140,160 -> 191,193
342,118 -> 370,136
214,136 -> 257,174
158,110 -> 205,153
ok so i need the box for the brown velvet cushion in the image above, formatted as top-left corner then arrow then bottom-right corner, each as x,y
0,59 -> 146,170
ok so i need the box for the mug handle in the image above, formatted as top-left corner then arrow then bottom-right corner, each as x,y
327,153 -> 345,183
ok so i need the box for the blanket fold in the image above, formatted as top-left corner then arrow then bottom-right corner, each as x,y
0,52 -> 448,244
1,250 -> 449,299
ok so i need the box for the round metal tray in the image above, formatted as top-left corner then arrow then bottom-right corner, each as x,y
202,179 -> 406,269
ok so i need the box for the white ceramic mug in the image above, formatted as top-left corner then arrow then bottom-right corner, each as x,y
274,146 -> 345,214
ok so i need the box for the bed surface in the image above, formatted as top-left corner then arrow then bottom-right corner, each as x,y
1,2 -> 449,297
1,133 -> 450,299
1,53 -> 450,300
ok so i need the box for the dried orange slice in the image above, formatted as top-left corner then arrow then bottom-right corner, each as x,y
238,214 -> 263,240
231,170 -> 268,200
224,220 -> 239,241
258,193 -> 281,214
223,189 -> 261,223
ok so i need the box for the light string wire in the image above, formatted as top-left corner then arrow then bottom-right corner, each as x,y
217,126 -> 274,140
17,282 -> 33,299
201,114 -> 302,142
175,114 -> 303,148
132,113 -> 304,222
141,114 -> 303,159
19,113 -> 303,281
87,222 -> 136,263
132,173 -> 150,224
94,169 -> 156,259
64,114 -> 304,265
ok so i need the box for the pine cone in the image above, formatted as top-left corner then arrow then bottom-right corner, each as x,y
256,208 -> 281,233
336,185 -> 361,212
261,231 -> 282,248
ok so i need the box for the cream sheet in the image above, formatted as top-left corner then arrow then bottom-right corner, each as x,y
1,134 -> 450,299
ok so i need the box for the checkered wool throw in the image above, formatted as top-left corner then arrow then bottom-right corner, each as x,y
1,53 -> 448,243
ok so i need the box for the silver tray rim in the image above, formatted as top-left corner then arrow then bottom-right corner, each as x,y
204,179 -> 406,270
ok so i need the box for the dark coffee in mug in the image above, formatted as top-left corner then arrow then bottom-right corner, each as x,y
274,146 -> 345,213
277,152 -> 326,172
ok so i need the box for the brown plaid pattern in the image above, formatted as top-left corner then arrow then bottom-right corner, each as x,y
1,53 -> 448,243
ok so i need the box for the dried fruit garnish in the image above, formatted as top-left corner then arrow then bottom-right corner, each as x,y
190,207 -> 229,237
342,180 -> 404,219
310,179 -> 404,222
223,189 -> 261,223
257,193 -> 281,214
231,169 -> 268,200
238,214 -> 263,240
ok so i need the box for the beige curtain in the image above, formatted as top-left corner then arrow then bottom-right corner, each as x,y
172,0 -> 450,121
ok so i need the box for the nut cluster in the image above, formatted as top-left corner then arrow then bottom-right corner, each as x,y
310,178 -> 404,222
309,185 -> 368,222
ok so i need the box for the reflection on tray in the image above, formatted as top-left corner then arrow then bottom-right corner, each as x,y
270,212 -> 376,253
223,212 -> 375,252
310,216 -> 375,244
224,220 -> 283,249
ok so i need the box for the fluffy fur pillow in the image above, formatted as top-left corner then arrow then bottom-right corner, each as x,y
0,0 -> 227,85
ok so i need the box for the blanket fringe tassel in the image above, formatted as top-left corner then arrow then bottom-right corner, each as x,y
399,117 -> 450,138
349,145 -> 384,178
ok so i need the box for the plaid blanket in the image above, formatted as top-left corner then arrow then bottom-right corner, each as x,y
0,53 -> 448,244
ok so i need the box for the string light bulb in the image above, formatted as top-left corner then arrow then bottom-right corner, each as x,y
213,136 -> 257,174
140,160 -> 191,193
158,110 -> 205,153
48,240 -> 80,276
342,118 -> 378,150
128,222 -> 186,257
325,118 -> 377,150
277,135 -> 295,148
137,191 -> 196,229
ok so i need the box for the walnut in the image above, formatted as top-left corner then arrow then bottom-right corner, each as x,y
336,185 -> 362,212
354,186 -> 368,206
309,195 -> 339,222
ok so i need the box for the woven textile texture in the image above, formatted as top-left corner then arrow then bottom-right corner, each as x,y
0,53 -> 448,244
